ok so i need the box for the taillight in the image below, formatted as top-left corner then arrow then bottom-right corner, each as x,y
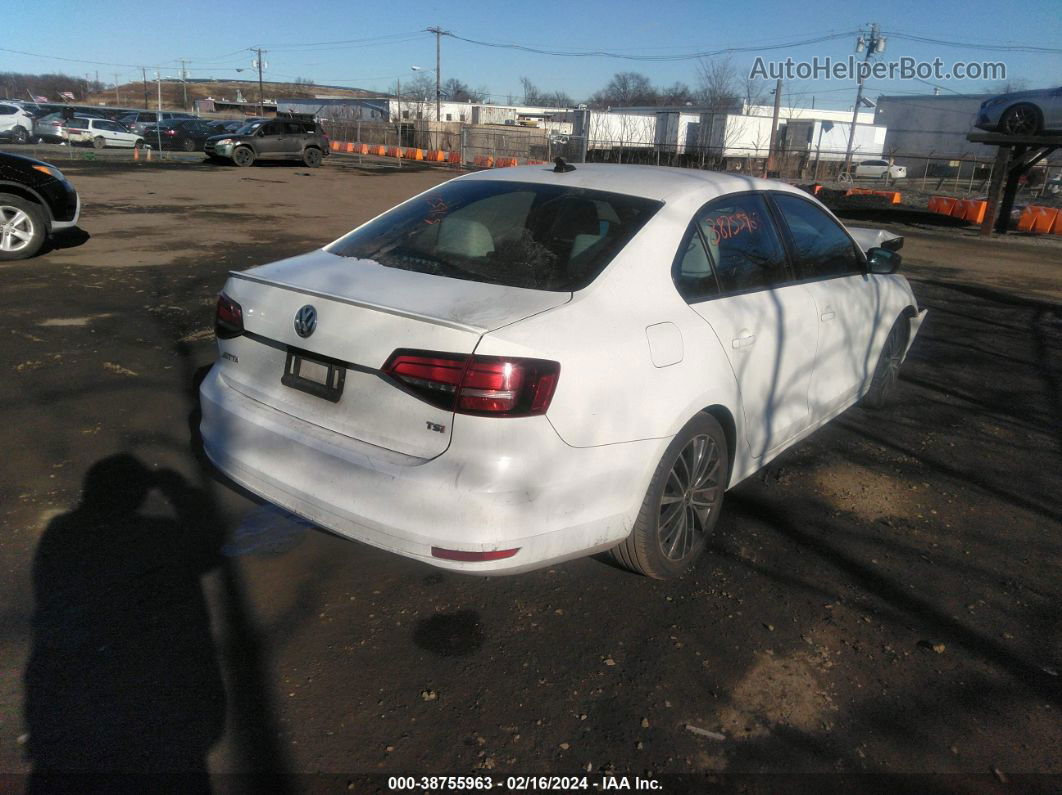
165,129 -> 176,136
383,350 -> 560,417
215,292 -> 243,339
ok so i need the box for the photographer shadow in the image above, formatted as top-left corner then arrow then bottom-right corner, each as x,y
25,454 -> 226,790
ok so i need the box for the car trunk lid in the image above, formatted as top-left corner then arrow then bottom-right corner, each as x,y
215,248 -> 570,458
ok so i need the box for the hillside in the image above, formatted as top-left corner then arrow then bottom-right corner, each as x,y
89,78 -> 378,110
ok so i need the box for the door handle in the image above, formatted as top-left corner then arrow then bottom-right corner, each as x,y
820,311 -> 836,322
732,333 -> 756,350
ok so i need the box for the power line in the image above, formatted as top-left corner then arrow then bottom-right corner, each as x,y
883,31 -> 1062,54
441,30 -> 860,61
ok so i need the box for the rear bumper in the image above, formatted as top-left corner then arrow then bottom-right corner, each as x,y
199,366 -> 659,574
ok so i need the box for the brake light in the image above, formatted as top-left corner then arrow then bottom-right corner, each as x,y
165,129 -> 176,136
215,292 -> 243,339
383,350 -> 560,417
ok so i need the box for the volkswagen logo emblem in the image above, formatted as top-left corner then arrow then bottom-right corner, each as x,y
293,305 -> 317,338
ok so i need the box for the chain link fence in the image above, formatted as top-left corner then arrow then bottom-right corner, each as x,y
316,120 -> 1061,209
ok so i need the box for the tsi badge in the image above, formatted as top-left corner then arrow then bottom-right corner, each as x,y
293,305 -> 317,338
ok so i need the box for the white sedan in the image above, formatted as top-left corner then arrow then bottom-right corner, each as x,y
853,159 -> 907,179
65,117 -> 144,149
200,164 -> 925,578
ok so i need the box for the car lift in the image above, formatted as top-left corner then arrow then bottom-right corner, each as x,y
967,132 -> 1062,236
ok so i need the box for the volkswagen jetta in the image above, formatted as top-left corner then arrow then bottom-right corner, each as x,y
199,163 -> 925,578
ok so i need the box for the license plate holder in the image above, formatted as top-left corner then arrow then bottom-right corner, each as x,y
281,348 -> 346,403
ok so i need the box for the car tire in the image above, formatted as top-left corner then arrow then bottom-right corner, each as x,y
302,147 -> 323,167
182,138 -> 196,152
92,136 -> 106,150
1000,104 -> 1042,136
610,412 -> 728,579
13,126 -> 29,144
232,146 -> 255,167
0,195 -> 46,261
862,318 -> 908,410
134,139 -> 144,149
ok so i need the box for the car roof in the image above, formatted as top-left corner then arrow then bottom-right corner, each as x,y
455,163 -> 811,204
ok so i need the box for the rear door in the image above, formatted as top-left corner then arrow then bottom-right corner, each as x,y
770,192 -> 879,419
677,193 -> 819,459
283,122 -> 307,157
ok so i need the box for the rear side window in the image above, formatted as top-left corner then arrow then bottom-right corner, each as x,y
695,194 -> 789,293
772,194 -> 862,279
0,105 -> 16,115
328,180 -> 662,291
672,227 -> 718,302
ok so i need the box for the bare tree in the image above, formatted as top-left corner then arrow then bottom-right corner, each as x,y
696,58 -> 741,111
519,76 -> 574,108
659,81 -> 695,105
740,71 -> 767,110
589,72 -> 658,108
441,78 -> 484,103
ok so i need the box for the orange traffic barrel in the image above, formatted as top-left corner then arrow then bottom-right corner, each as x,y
1033,206 -> 1059,234
1017,206 -> 1038,232
962,199 -> 987,224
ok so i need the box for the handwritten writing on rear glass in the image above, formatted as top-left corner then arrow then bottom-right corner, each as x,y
424,197 -> 449,225
703,210 -> 760,246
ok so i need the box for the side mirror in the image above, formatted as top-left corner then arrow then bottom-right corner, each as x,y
867,247 -> 902,274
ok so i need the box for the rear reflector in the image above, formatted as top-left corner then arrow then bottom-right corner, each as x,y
215,292 -> 244,339
383,350 -> 560,417
431,546 -> 520,562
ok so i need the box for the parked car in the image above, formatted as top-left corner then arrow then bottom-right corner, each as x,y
140,119 -> 216,152
0,151 -> 80,260
64,117 -> 144,149
199,164 -> 925,577
0,102 -> 35,144
204,117 -> 329,167
205,119 -> 245,133
853,159 -> 907,179
34,111 -> 107,143
118,110 -> 197,136
975,86 -> 1062,135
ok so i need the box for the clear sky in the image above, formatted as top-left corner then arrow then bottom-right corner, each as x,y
2,0 -> 1060,108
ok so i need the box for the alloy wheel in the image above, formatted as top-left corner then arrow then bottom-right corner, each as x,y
0,206 -> 35,254
657,434 -> 721,562
1002,106 -> 1038,136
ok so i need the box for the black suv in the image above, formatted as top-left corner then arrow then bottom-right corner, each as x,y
0,152 -> 80,260
204,115 -> 329,167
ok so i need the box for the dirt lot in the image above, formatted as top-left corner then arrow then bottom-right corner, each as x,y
0,156 -> 1059,790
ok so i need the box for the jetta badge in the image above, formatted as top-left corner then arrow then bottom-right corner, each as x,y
293,305 -> 317,338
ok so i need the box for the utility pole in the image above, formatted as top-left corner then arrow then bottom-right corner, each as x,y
142,67 -> 149,109
252,48 -> 267,116
843,23 -> 884,177
426,27 -> 446,123
178,59 -> 190,109
113,72 -> 120,105
155,70 -> 164,152
764,78 -> 782,177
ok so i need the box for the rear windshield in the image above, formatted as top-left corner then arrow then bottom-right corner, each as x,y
327,179 -> 662,291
